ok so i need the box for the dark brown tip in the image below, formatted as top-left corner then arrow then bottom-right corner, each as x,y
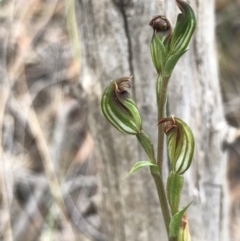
149,16 -> 171,32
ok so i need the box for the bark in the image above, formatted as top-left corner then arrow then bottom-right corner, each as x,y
77,0 -> 230,240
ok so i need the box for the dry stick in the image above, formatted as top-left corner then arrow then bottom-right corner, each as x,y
8,68 -> 76,239
13,184 -> 47,241
0,3 -> 14,239
65,0 -> 81,75
5,0 -> 81,238
22,96 -> 76,240
14,171 -> 102,240
0,0 -> 74,239
0,87 -> 13,241
8,0 -> 60,84
14,83 -> 77,237
6,0 -> 75,237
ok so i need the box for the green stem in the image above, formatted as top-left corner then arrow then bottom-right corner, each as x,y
137,131 -> 156,163
137,74 -> 172,236
151,171 -> 171,235
156,75 -> 170,174
155,74 -> 171,238
136,131 -> 171,235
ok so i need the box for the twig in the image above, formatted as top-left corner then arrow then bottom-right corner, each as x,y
0,87 -> 13,241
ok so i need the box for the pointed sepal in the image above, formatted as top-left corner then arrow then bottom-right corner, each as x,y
169,0 -> 196,54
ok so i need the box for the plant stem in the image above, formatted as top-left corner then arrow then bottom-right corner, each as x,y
136,130 -> 171,235
156,75 -> 169,174
137,74 -> 172,237
155,74 -> 171,238
137,131 -> 156,163
151,170 -> 171,235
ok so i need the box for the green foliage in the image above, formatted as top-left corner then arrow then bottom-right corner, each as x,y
169,202 -> 192,239
123,161 -> 159,179
164,50 -> 187,77
150,33 -> 167,74
167,172 -> 184,215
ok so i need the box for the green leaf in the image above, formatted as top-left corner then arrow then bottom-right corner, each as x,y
164,50 -> 186,77
169,201 -> 192,239
150,33 -> 167,74
123,161 -> 159,179
167,172 -> 184,215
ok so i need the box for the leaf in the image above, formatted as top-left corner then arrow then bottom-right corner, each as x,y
150,33 -> 167,74
169,201 -> 192,239
164,50 -> 186,77
167,172 -> 184,215
123,161 -> 159,179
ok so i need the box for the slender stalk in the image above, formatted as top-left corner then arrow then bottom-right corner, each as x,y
151,171 -> 171,235
137,131 -> 171,236
156,75 -> 170,173
155,74 -> 171,238
136,131 -> 156,163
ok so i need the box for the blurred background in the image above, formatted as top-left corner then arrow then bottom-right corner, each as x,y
216,0 -> 240,240
0,0 -> 239,240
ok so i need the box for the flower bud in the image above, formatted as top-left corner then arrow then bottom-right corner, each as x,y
158,117 -> 194,174
169,0 -> 196,54
149,16 -> 172,43
101,76 -> 142,135
149,16 -> 172,74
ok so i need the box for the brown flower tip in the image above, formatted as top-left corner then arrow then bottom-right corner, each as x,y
115,76 -> 133,93
158,116 -> 178,135
180,213 -> 188,229
149,16 -> 171,32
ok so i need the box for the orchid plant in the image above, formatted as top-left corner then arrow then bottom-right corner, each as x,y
101,1 -> 196,240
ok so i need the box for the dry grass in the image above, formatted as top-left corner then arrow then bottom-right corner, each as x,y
0,1 -> 103,240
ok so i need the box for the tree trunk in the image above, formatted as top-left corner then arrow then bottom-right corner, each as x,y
77,0 -> 230,240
